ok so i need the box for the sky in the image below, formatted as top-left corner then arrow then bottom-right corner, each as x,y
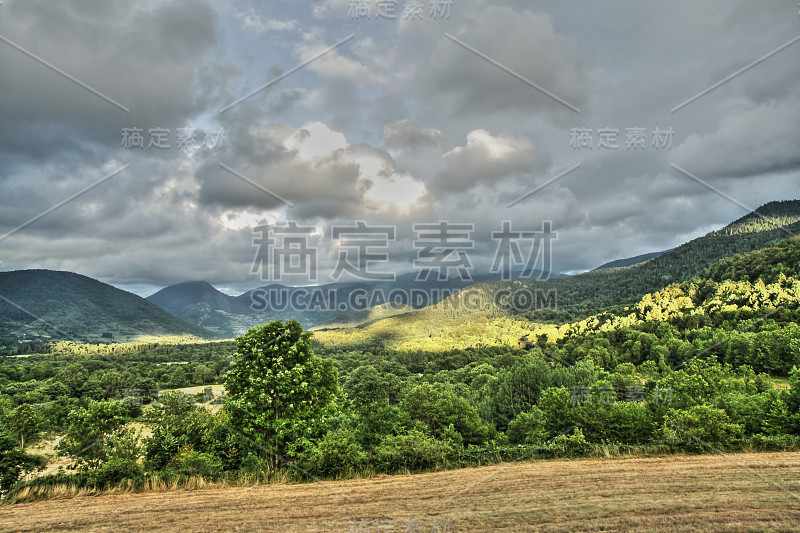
0,0 -> 798,297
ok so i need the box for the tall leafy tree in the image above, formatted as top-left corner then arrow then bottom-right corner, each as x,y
225,320 -> 338,469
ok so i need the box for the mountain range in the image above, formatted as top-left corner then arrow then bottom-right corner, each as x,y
1,199 -> 798,344
145,270 -> 567,338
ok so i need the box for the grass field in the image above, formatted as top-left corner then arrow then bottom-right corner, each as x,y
3,452 -> 800,532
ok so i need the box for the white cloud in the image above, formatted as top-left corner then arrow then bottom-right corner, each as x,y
285,121 -> 349,159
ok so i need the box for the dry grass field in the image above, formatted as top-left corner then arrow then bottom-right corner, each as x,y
2,452 -> 800,532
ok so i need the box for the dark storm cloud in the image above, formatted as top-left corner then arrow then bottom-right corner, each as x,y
0,0 -> 222,149
422,6 -> 589,123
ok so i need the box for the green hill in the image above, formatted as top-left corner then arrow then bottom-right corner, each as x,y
0,270 -> 214,343
593,250 -> 668,270
314,200 -> 800,351
547,235 -> 800,374
434,199 -> 800,322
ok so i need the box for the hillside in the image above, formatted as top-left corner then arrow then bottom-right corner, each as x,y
314,201 -> 800,351
545,235 -> 800,372
593,250 -> 667,270
0,270 -> 214,343
311,302 -> 414,330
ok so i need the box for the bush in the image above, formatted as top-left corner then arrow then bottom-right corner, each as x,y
167,447 -> 223,478
306,427 -> 367,476
0,428 -> 46,495
120,395 -> 143,419
97,428 -> 143,484
375,429 -> 455,472
144,427 -> 181,471
507,407 -> 547,445
662,405 -> 743,450
577,400 -> 656,444
540,427 -> 592,458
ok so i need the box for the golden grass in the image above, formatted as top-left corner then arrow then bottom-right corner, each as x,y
2,452 -> 799,532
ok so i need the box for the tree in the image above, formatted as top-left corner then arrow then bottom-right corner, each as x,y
507,407 -> 548,445
57,400 -> 128,470
7,404 -> 45,448
401,382 -> 489,444
225,320 -> 338,470
0,427 -> 45,496
193,364 -> 214,385
661,405 -> 743,449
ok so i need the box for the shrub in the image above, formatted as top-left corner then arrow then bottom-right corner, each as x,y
306,427 -> 367,476
507,407 -> 547,445
661,405 -> 743,450
167,447 -> 223,478
375,429 -> 455,472
541,427 -> 592,458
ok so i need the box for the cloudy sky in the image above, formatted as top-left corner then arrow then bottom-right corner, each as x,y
1,0 -> 798,296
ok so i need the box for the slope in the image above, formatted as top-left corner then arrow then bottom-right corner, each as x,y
313,200 -> 800,351
0,270 -> 214,343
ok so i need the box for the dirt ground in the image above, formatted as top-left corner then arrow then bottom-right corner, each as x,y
2,452 -> 800,532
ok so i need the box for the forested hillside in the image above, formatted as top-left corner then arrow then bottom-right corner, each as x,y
0,271 -> 213,344
314,202 -> 800,351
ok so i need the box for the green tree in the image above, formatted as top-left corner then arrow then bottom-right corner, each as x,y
193,364 -> 214,385
401,382 -> 488,444
0,427 -> 45,496
662,405 -> 743,450
225,320 -> 338,469
507,407 -> 547,444
57,400 -> 128,469
7,404 -> 45,448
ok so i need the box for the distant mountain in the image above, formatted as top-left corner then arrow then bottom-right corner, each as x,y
0,270 -> 214,343
150,269 -> 567,338
594,250 -> 668,270
147,281 -> 246,315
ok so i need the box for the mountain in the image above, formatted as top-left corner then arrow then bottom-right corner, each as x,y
594,250 -> 668,270
312,200 -> 800,351
0,270 -> 214,343
147,281 -> 247,315
149,269 -> 567,338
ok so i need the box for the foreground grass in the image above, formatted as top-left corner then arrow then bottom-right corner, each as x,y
2,452 -> 799,532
